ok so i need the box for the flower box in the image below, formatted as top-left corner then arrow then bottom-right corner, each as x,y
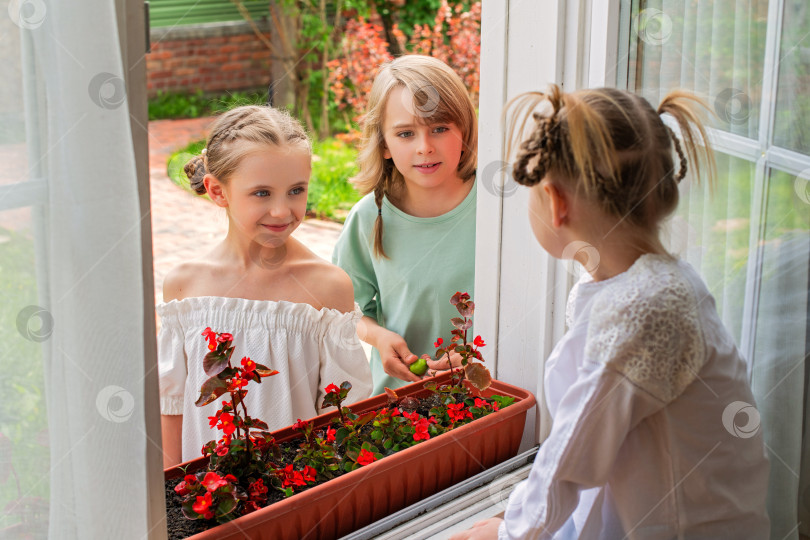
164,372 -> 536,539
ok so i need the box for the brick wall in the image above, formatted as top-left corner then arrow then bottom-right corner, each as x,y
146,21 -> 272,97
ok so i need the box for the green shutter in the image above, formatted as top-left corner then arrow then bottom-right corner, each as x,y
148,0 -> 268,28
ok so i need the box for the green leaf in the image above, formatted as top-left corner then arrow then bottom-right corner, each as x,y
195,376 -> 228,407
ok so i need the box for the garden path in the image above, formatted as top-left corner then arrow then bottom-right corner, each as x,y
148,117 -> 344,308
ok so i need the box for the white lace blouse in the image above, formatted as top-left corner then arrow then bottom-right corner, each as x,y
500,254 -> 769,539
157,296 -> 373,462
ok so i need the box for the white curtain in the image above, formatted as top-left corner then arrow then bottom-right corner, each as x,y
1,1 -> 162,538
632,1 -> 810,538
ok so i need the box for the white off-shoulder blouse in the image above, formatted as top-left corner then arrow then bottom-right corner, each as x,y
157,296 -> 373,462
499,254 -> 769,539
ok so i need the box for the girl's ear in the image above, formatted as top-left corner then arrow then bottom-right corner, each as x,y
542,181 -> 568,228
382,145 -> 391,160
204,174 -> 229,208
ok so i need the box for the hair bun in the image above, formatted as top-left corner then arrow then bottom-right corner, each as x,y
185,155 -> 208,195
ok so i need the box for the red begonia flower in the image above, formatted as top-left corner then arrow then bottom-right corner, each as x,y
474,335 -> 485,347
240,357 -> 256,374
292,419 -> 309,431
474,398 -> 488,409
303,466 -> 317,482
174,481 -> 191,496
217,333 -> 233,343
434,338 -> 443,348
447,403 -> 473,423
202,472 -> 228,492
218,413 -> 236,436
325,383 -> 340,394
356,448 -> 377,466
192,492 -> 213,515
326,426 -> 336,443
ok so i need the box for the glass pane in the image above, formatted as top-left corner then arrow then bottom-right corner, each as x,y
750,168 -> 810,539
0,218 -> 49,537
630,0 -> 768,139
662,152 -> 755,344
773,0 -> 810,155
0,16 -> 49,538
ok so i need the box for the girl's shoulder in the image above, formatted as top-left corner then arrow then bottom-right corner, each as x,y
288,242 -> 356,313
585,254 -> 707,402
162,259 -> 219,302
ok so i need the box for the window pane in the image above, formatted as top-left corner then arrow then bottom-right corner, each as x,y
0,216 -> 49,537
773,1 -> 810,155
663,152 -> 755,344
630,0 -> 768,140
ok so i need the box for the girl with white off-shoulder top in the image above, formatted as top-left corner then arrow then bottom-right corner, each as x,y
157,106 -> 372,467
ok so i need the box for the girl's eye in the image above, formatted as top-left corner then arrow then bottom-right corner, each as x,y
254,190 -> 270,197
433,126 -> 449,134
396,131 -> 413,138
290,187 -> 306,196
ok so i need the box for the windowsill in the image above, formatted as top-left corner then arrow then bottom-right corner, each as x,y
342,448 -> 538,539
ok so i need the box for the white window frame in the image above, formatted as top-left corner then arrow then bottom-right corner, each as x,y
475,0 -> 622,447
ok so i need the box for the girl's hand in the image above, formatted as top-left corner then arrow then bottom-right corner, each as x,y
424,350 -> 464,378
376,330 -> 421,382
448,517 -> 503,540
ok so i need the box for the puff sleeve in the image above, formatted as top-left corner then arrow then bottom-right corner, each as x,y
156,313 -> 188,415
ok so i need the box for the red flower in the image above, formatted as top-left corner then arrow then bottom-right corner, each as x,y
492,402 -> 499,412
325,383 -> 340,394
434,338 -> 444,348
248,479 -> 268,499
292,419 -> 309,431
356,448 -> 377,466
224,474 -> 238,483
474,335 -> 486,347
201,472 -> 229,492
192,492 -> 213,515
217,333 -> 233,343
303,466 -> 317,482
201,327 -> 217,351
447,403 -> 473,423
227,376 -> 248,392
326,426 -> 336,443
218,413 -> 236,436
278,464 -> 307,488
174,480 -> 191,496
183,474 -> 197,484
240,357 -> 256,375
412,417 -> 432,441
208,414 -> 219,428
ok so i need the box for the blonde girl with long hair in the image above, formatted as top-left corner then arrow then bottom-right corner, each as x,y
451,86 -> 769,539
158,105 -> 371,467
332,55 -> 479,395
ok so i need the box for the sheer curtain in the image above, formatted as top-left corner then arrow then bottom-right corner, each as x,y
1,1 -> 162,538
630,1 -> 810,538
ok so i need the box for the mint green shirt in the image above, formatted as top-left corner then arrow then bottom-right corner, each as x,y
333,181 -> 476,395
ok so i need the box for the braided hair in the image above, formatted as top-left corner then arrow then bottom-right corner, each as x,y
185,105 -> 310,195
507,85 -> 715,229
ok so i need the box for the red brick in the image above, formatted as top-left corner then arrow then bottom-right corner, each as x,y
220,44 -> 239,54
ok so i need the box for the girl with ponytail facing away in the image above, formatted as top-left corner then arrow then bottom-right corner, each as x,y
451,86 -> 769,539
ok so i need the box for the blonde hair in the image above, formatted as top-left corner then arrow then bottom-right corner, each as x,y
506,85 -> 715,231
185,105 -> 310,194
354,55 -> 478,258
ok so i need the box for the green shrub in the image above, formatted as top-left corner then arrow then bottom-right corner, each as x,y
149,90 -> 267,121
167,137 -> 360,222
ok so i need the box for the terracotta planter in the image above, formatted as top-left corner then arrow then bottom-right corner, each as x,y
165,373 -> 536,539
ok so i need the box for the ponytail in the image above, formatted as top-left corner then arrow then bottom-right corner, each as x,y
657,91 -> 716,190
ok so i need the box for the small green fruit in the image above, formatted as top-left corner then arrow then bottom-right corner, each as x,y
409,358 -> 428,376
